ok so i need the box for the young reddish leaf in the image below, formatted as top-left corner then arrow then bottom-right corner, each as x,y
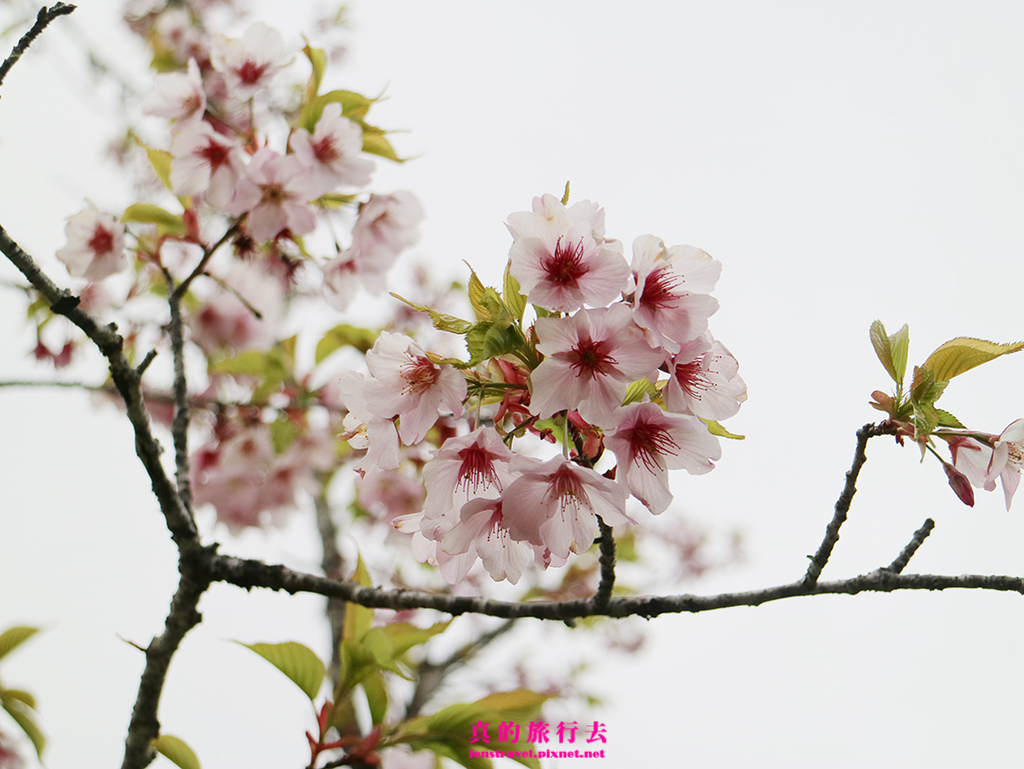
237,641 -> 327,702
151,734 -> 201,769
0,626 -> 39,661
923,336 -> 1024,382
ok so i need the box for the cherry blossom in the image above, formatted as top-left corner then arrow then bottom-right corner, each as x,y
55,207 -> 128,281
141,58 -> 206,123
506,193 -> 608,248
169,120 -> 246,210
662,335 -> 747,420
441,497 -> 536,584
350,192 -> 424,263
289,102 -> 373,195
337,370 -> 401,473
507,195 -> 628,312
530,304 -> 663,428
502,454 -> 633,559
211,22 -> 290,101
421,427 -> 515,521
226,148 -> 318,243
187,262 -> 284,353
948,428 -> 1022,510
363,332 -> 467,444
628,234 -> 721,353
606,401 -> 721,514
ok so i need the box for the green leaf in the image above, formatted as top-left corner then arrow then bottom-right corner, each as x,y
0,626 -> 39,662
888,323 -> 910,385
467,269 -> 489,320
391,293 -> 473,335
923,336 -> 1024,382
343,557 -> 374,643
316,324 -> 379,363
139,141 -> 174,190
0,689 -> 35,710
122,203 -> 186,236
622,378 -> 659,406
151,734 -> 201,769
299,89 -> 376,132
237,641 -> 326,702
503,264 -> 527,323
465,321 -> 523,365
302,43 -> 328,101
361,126 -> 404,163
378,621 -> 450,658
870,320 -> 899,385
3,698 -> 44,759
936,408 -> 966,429
361,671 -> 389,726
702,418 -> 745,440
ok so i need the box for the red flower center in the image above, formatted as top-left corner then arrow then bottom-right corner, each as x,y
543,237 -> 586,286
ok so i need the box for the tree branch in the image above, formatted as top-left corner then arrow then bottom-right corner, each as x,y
0,3 -> 75,89
205,548 -> 1024,621
886,518 -> 935,575
803,422 -> 896,585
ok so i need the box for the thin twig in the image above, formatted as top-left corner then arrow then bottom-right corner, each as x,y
886,518 -> 936,575
0,3 -> 75,89
405,619 -> 516,719
803,422 -> 896,586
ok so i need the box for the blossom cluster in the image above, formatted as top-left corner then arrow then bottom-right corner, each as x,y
47,14 -> 423,530
344,193 -> 747,583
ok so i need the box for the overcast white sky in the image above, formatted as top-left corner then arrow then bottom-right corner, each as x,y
3,2 -> 1024,768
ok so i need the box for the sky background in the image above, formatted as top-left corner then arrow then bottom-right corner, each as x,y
2,1 -> 1024,767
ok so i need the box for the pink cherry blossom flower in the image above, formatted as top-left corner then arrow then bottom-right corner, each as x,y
363,331 -> 467,445
289,102 -> 373,196
663,335 -> 747,420
227,148 -> 318,243
187,262 -> 284,353
394,511 -> 477,584
606,401 -> 721,514
507,195 -> 628,313
628,234 -> 721,353
357,469 -> 426,523
169,120 -> 246,210
422,427 -> 515,521
441,497 -> 536,584
502,455 -> 632,559
153,7 -> 209,68
141,58 -> 206,123
337,370 -> 401,473
351,192 -> 424,262
983,419 -> 1024,509
506,192 -> 607,247
211,22 -> 290,101
949,423 -> 1024,510
56,207 -> 128,280
321,247 -> 390,311
530,304 -> 663,428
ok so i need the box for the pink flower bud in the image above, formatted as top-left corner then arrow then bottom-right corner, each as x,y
943,461 -> 975,507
